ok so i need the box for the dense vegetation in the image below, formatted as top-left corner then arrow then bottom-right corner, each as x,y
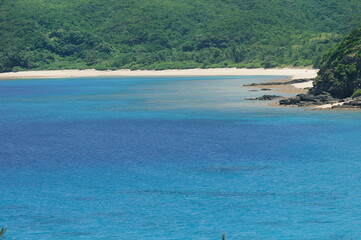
1,0 -> 361,72
313,24 -> 361,98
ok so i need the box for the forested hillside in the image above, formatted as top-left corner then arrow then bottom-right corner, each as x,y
1,0 -> 361,72
312,24 -> 361,98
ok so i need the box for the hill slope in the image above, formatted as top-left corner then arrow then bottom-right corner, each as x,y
1,0 -> 361,72
312,24 -> 361,98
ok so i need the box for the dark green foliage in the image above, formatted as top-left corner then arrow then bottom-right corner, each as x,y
313,25 -> 361,98
1,0 -> 361,72
351,89 -> 361,98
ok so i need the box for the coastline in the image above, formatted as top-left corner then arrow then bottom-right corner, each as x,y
0,68 -> 318,80
292,80 -> 313,89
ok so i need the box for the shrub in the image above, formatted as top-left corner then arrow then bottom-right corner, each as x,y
93,64 -> 108,71
351,89 -> 361,98
12,66 -> 24,72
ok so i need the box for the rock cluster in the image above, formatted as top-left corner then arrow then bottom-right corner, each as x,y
279,92 -> 335,107
333,98 -> 361,109
243,78 -> 311,87
343,98 -> 361,108
246,95 -> 283,101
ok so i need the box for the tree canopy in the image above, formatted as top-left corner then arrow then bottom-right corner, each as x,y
313,24 -> 361,98
1,0 -> 361,72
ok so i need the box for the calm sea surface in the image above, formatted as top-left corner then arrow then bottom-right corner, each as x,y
0,76 -> 360,239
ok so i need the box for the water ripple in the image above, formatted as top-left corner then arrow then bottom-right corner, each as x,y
197,165 -> 274,173
122,190 -> 276,197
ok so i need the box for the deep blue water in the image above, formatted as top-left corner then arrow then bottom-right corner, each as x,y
0,76 -> 360,239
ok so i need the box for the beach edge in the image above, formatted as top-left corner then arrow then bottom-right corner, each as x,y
0,68 -> 318,80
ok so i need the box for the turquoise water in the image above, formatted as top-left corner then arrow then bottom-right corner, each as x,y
0,76 -> 360,239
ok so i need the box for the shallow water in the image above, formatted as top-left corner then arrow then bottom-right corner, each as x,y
0,76 -> 360,239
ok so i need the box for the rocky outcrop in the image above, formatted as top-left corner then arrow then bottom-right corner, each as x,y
312,24 -> 361,99
331,98 -> 361,109
343,98 -> 361,108
280,24 -> 361,109
279,92 -> 335,107
246,95 -> 283,101
244,78 -> 312,87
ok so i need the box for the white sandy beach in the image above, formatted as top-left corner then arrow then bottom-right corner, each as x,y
292,80 -> 314,89
0,68 -> 318,80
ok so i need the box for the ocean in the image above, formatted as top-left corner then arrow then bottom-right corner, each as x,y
0,76 -> 360,239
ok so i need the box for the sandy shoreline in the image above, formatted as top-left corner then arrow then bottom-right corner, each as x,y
0,68 -> 318,80
292,80 -> 313,89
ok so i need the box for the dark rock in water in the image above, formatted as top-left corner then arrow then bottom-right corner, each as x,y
289,78 -> 314,84
279,91 -> 335,106
261,88 -> 271,91
280,89 -> 361,109
248,90 -> 258,92
244,78 -> 313,87
339,98 -> 361,108
246,95 -> 283,101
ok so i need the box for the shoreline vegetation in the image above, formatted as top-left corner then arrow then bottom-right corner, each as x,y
278,24 -> 361,110
2,0 -> 361,73
0,68 -> 317,80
